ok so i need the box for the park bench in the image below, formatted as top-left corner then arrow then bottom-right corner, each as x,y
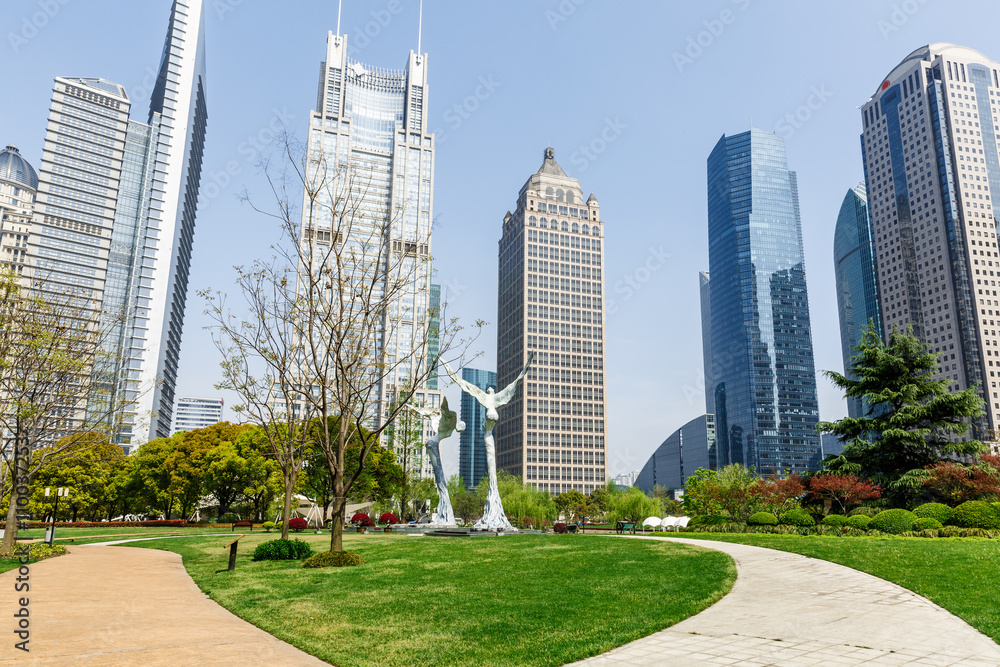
615,521 -> 637,535
232,519 -> 253,531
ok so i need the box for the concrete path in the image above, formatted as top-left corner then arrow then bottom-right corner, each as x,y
573,536 -> 1000,666
0,545 -> 327,666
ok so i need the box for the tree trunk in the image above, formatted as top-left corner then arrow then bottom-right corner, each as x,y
1,434 -> 27,554
330,465 -> 345,552
280,471 -> 294,540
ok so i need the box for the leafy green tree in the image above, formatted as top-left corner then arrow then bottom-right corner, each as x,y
233,426 -> 281,521
29,435 -> 126,521
554,488 -> 588,521
129,436 -> 178,518
606,486 -> 661,525
588,486 -> 610,515
819,323 -> 987,503
201,422 -> 256,519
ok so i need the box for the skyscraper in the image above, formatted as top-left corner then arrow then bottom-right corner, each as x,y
299,32 -> 439,451
706,128 -> 821,474
699,270 -> 713,414
495,147 -> 608,494
634,414 -> 715,495
860,43 -> 1000,438
0,145 -> 37,275
458,367 -> 496,490
26,0 -> 207,447
172,396 -> 224,434
833,183 -> 882,418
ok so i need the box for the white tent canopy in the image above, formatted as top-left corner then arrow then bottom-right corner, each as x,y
642,516 -> 662,527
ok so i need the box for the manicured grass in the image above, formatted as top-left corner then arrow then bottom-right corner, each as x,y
679,533 -> 1000,643
128,533 -> 735,666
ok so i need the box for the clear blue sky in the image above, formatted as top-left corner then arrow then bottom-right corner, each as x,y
4,0 -> 999,477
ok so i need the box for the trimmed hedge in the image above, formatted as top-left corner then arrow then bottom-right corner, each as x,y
0,542 -> 68,561
689,515 -> 730,526
913,503 -> 953,524
303,551 -> 365,568
821,514 -> 848,528
252,539 -> 313,561
870,509 -> 917,535
912,517 -> 943,531
948,501 -> 1000,529
0,519 -> 188,529
747,512 -> 778,526
780,509 -> 815,527
846,515 -> 872,530
847,506 -> 880,518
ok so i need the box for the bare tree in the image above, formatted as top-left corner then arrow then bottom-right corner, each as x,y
0,271 -> 136,553
206,138 -> 480,552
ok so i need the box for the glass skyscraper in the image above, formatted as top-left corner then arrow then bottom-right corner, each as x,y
27,1 -> 208,447
706,128 -> 821,474
699,270 -> 713,415
298,31 -> 438,472
458,368 -> 496,490
860,44 -> 1000,441
495,148 -> 608,494
634,414 -> 715,495
833,183 -> 882,418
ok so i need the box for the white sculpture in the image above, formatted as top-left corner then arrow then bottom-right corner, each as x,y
404,396 -> 465,526
442,352 -> 535,531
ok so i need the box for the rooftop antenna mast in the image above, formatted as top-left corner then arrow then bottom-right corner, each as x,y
417,0 -> 423,55
337,0 -> 342,36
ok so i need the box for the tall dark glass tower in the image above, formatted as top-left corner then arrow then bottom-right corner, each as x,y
459,368 -> 496,490
706,128 -> 821,474
834,183 -> 882,418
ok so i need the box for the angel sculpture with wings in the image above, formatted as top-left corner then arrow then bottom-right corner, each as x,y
403,396 -> 465,525
442,351 -> 535,531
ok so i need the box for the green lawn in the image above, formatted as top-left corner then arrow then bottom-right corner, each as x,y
127,533 -> 735,666
679,533 -> 1000,643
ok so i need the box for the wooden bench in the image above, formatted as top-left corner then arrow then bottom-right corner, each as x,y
232,520 -> 253,532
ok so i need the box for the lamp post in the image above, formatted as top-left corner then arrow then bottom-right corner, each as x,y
44,487 -> 68,546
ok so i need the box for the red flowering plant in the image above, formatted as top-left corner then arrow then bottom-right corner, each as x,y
351,512 -> 375,527
379,512 -> 399,525
553,522 -> 567,534
807,474 -> 881,515
922,454 -> 1000,504
288,517 -> 308,533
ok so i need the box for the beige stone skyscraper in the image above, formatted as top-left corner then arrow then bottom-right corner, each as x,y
860,44 -> 1000,440
495,148 -> 608,494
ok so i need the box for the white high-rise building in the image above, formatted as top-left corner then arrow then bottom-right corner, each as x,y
0,145 -> 37,276
298,32 -> 438,473
172,396 -> 224,434
860,43 -> 1000,439
26,0 -> 207,447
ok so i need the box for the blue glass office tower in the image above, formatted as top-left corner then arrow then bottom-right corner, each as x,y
459,368 -> 496,490
706,128 -> 821,474
834,183 -> 882,418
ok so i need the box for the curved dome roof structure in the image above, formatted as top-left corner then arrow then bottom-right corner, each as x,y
0,144 -> 38,191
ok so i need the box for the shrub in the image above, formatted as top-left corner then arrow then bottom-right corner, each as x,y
821,514 -> 848,528
262,521 -> 275,532
350,513 -> 375,527
379,512 -> 399,525
747,512 -> 778,526
938,526 -> 964,538
870,509 -> 917,535
845,515 -> 871,530
303,551 -> 365,568
912,517 -> 943,531
288,517 -> 308,533
219,512 -> 240,523
913,502 -> 953,524
780,509 -> 815,527
553,522 -> 568,534
948,501 -> 1000,529
847,506 -> 880,518
689,515 -> 729,527
0,542 -> 67,561
252,539 -> 313,561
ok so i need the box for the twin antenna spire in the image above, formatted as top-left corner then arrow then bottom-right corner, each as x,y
335,0 -> 424,55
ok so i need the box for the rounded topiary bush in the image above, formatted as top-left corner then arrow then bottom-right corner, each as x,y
870,509 -> 917,535
948,501 -> 1000,529
912,517 -> 943,531
262,521 -> 275,532
379,512 -> 399,525
288,517 -> 308,533
780,509 -> 815,527
821,514 -> 848,527
747,512 -> 778,526
846,515 -> 872,530
252,538 -> 313,561
302,551 -> 365,568
219,512 -> 240,523
847,506 -> 880,518
913,502 -> 953,524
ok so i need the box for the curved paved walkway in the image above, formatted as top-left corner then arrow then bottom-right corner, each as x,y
0,544 -> 326,665
573,536 -> 1000,666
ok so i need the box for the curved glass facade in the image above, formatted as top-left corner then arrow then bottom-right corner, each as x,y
833,184 -> 882,418
706,128 -> 821,474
